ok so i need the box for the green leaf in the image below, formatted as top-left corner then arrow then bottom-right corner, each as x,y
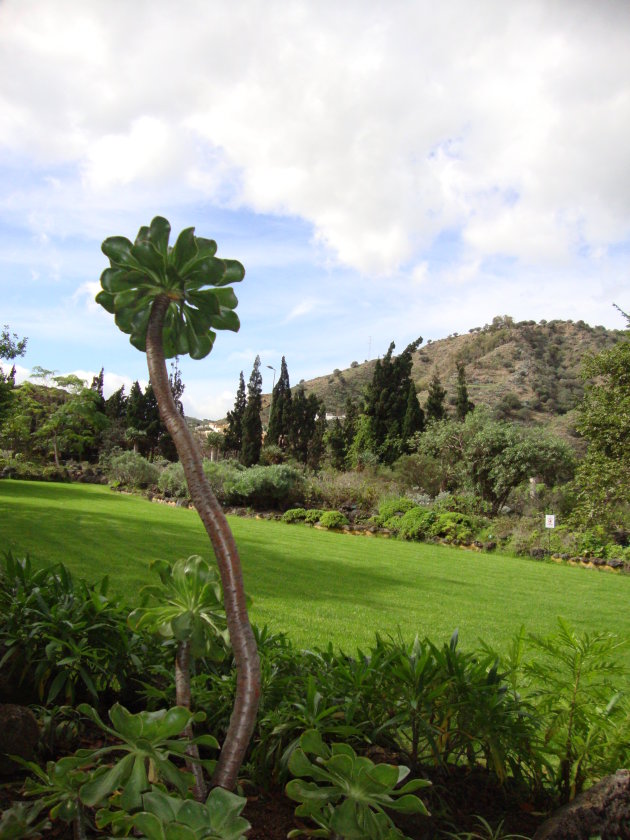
102,236 -> 135,266
170,227 -> 198,272
187,328 -> 214,360
164,825 -> 197,840
100,268 -> 137,293
364,763 -> 399,790
109,703 -> 143,740
388,793 -> 429,815
194,236 -> 218,258
288,747 -> 316,778
140,788 -> 179,822
397,777 -> 431,795
147,216 -> 172,256
300,729 -> 329,758
119,754 -> 150,812
131,241 -> 166,275
80,753 -> 134,806
185,289 -> 221,316
216,259 -> 245,286
95,290 -> 115,313
329,798 -> 362,836
183,258 -> 227,286
130,812 -> 164,839
211,308 -> 240,333
285,779 -> 334,804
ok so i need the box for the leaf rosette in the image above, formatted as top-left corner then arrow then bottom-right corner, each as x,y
95,216 -> 244,359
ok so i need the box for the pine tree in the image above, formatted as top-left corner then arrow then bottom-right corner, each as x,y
455,363 -> 474,421
241,356 -> 263,466
425,371 -> 447,422
224,372 -> 246,456
267,356 -> 292,448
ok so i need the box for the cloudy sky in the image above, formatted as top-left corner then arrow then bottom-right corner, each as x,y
1,0 -> 628,419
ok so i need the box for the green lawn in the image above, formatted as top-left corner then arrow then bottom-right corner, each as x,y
2,479 -> 629,663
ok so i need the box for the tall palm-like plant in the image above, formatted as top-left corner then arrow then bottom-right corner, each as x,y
96,216 -> 260,790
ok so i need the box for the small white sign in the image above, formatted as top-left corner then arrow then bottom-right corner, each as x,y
545,514 -> 556,529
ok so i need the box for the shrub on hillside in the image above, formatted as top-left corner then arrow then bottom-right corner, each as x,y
398,508 -> 438,541
259,444 -> 285,465
318,511 -> 349,530
429,512 -> 475,545
378,496 -> 418,520
224,464 -> 305,510
157,461 -> 189,499
107,451 -> 160,489
304,509 -> 324,525
378,496 -> 419,532
202,459 -> 244,504
305,468 -> 394,516
282,508 -> 307,524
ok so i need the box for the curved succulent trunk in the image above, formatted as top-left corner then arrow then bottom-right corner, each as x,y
176,640 -> 206,800
146,295 -> 261,790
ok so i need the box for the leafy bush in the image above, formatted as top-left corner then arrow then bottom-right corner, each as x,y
318,511 -> 349,530
429,512 -> 475,545
398,508 -> 438,541
107,452 -> 160,489
157,461 -> 188,499
225,464 -> 305,510
305,468 -> 393,516
304,509 -> 324,525
202,459 -> 244,504
0,458 -> 70,483
259,444 -> 285,465
282,508 -> 307,524
0,553 -> 147,706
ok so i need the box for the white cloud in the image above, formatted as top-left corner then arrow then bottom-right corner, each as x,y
1,0 -> 628,278
285,298 -> 325,321
0,0 -> 628,397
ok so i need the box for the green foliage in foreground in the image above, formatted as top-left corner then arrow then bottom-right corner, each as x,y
286,729 -> 430,839
2,480 -> 630,661
2,548 -> 630,837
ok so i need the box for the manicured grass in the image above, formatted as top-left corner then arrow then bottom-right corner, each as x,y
2,479 -> 630,664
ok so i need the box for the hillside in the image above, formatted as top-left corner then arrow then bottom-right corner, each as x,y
288,316 -> 624,438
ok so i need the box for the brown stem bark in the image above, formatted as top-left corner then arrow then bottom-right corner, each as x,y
145,295 -> 261,791
176,640 -> 207,801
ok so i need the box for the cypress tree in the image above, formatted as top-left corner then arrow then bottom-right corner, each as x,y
402,381 -> 425,439
105,385 -> 127,420
455,363 -> 474,421
267,356 -> 292,449
425,371 -> 447,422
363,337 -> 422,462
224,371 -> 246,455
241,356 -> 263,466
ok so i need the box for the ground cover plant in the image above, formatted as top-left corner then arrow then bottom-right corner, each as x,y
2,480 -> 630,665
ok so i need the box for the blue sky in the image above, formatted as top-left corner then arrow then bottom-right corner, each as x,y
1,0 -> 629,419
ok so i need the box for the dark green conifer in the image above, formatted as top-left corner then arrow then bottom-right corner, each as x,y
241,356 -> 263,466
267,356 -> 292,449
425,371 -> 447,422
224,371 -> 246,455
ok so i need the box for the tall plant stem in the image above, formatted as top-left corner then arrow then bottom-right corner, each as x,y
176,640 -> 206,800
146,295 -> 261,790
